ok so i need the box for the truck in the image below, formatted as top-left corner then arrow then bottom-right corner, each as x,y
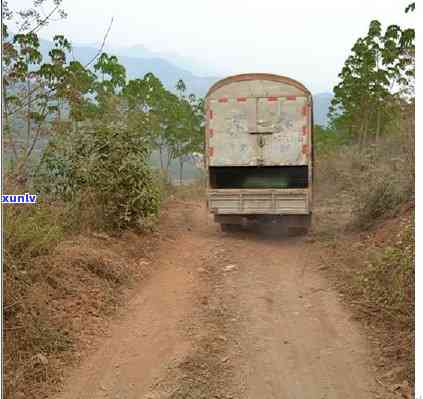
204,73 -> 313,233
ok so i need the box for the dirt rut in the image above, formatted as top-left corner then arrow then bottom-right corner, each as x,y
56,202 -> 392,399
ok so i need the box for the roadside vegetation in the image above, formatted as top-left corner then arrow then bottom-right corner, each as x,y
313,3 -> 414,392
2,1 -> 204,397
2,0 -> 415,397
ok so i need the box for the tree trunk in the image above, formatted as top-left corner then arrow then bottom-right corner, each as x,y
166,153 -> 172,172
358,118 -> 366,150
363,116 -> 369,148
375,107 -> 381,143
179,158 -> 184,185
26,79 -> 31,148
159,145 -> 164,170
2,86 -> 18,161
57,98 -> 62,121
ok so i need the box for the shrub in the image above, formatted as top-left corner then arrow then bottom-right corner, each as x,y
4,201 -> 65,260
37,116 -> 162,230
352,174 -> 409,228
172,177 -> 206,201
315,131 -> 414,230
352,218 -> 414,382
314,124 -> 350,155
361,220 -> 414,312
350,135 -> 414,229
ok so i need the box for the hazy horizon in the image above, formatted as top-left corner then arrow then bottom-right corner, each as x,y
10,0 -> 416,93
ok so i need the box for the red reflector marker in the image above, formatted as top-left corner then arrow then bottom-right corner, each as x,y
209,109 -> 213,120
208,147 -> 214,157
302,126 -> 308,136
302,144 -> 309,155
209,128 -> 214,137
286,95 -> 296,101
267,96 -> 278,102
237,96 -> 247,102
218,97 -> 228,103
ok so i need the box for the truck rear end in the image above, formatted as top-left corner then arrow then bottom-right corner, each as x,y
205,73 -> 313,232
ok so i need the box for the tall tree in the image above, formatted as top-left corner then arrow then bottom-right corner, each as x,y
329,18 -> 414,146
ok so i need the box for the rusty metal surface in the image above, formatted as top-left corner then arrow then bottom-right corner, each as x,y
206,73 -> 311,98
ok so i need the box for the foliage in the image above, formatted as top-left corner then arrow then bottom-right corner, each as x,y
4,202 -> 64,260
363,219 -> 414,313
313,124 -> 350,154
3,2 -> 205,227
405,2 -> 415,13
2,0 -> 67,32
167,81 -> 205,183
328,17 -> 415,147
37,101 -> 162,230
354,217 -> 414,383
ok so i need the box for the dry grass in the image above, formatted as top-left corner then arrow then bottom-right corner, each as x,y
171,178 -> 206,201
318,211 -> 414,385
2,171 -> 199,398
2,199 -> 159,399
313,119 -> 414,389
314,130 -> 414,234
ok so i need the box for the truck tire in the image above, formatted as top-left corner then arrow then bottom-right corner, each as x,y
220,223 -> 240,233
287,215 -> 311,236
287,226 -> 309,236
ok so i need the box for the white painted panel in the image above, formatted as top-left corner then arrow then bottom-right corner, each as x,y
207,78 -> 310,167
209,98 -> 258,166
261,97 -> 308,165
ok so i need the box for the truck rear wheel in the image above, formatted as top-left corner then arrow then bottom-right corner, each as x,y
287,214 -> 311,236
220,223 -> 241,233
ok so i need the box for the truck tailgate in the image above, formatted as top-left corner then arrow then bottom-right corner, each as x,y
208,189 -> 310,215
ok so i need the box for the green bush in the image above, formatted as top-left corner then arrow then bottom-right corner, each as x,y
37,117 -> 161,230
4,202 -> 64,260
314,124 -> 350,154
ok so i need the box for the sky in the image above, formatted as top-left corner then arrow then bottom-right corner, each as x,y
10,0 -> 416,93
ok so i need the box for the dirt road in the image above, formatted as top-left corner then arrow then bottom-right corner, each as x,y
56,201 -> 392,399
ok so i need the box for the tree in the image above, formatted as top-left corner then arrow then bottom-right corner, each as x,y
328,18 -> 415,146
3,0 -> 205,190
405,2 -> 415,13
2,0 -> 67,33
166,81 -> 204,184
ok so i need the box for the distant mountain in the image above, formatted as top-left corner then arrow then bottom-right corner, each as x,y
39,38 -> 332,124
39,38 -> 219,96
107,44 -> 220,77
312,92 -> 333,127
108,44 -> 157,59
